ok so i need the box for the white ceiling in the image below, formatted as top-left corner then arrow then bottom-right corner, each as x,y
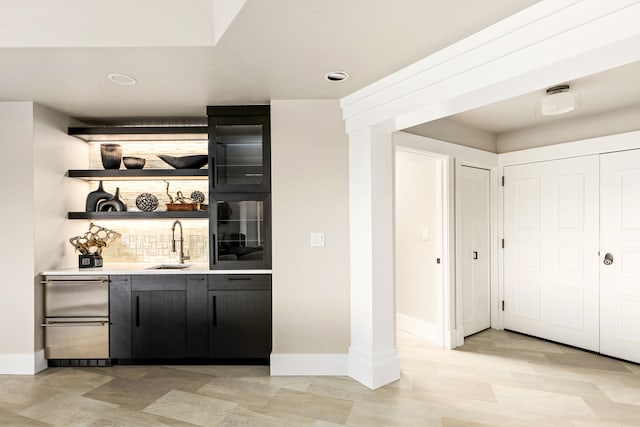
445,60 -> 640,135
0,0 -> 542,119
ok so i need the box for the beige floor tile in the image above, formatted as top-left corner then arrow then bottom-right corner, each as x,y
265,388 -> 353,424
0,408 -> 54,426
18,393 -> 119,427
33,367 -> 114,395
142,389 -> 237,426
197,376 -> 275,409
598,384 -> 640,406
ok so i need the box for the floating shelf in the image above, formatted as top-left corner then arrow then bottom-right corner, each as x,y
68,211 -> 208,220
68,126 -> 208,142
67,169 -> 208,181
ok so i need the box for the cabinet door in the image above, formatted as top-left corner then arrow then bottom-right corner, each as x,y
207,105 -> 270,193
132,291 -> 187,358
208,289 -> 272,359
210,193 -> 271,269
186,275 -> 209,358
109,275 -> 132,359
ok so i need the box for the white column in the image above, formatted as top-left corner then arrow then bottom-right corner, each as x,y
348,121 -> 400,389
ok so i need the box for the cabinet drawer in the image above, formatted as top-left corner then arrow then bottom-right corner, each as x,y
132,275 -> 186,291
208,274 -> 271,290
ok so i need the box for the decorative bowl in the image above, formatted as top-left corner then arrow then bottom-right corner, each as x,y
123,156 -> 146,169
157,154 -> 208,169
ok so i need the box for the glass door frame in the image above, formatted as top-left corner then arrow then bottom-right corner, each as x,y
209,192 -> 271,270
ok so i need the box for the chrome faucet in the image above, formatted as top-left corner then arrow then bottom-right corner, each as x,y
171,220 -> 190,264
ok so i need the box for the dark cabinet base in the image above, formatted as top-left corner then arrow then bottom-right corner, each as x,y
109,357 -> 269,366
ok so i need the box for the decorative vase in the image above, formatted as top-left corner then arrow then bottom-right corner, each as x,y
100,144 -> 122,169
190,190 -> 205,203
135,193 -> 159,212
85,180 -> 113,212
97,187 -> 127,212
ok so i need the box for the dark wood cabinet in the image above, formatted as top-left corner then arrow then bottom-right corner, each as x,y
208,275 -> 272,360
210,193 -> 272,269
207,106 -> 271,193
109,275 -> 132,359
109,273 -> 271,363
208,106 -> 272,271
131,275 -> 187,359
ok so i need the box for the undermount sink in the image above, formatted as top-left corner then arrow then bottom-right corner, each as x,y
147,264 -> 192,270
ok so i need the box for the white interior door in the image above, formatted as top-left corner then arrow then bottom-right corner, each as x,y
503,156 -> 599,351
600,150 -> 640,363
460,166 -> 491,337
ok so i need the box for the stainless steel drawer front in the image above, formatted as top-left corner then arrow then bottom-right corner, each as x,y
44,317 -> 109,359
43,277 -> 109,317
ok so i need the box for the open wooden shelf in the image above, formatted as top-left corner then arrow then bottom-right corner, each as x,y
68,211 -> 208,220
67,169 -> 208,181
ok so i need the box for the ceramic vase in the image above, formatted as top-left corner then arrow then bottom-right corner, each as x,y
100,144 -> 122,169
85,180 -> 113,212
97,187 -> 127,212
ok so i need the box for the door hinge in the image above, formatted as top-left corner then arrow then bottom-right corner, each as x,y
501,300 -> 505,311
501,239 -> 505,249
501,176 -> 505,187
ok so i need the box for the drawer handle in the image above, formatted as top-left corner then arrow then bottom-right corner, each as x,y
135,295 -> 140,327
228,277 -> 251,281
42,320 -> 108,327
212,295 -> 217,327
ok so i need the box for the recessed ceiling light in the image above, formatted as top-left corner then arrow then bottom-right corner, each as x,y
325,71 -> 349,82
108,73 -> 137,86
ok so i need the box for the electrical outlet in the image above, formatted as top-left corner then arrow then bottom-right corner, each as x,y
310,232 -> 325,247
121,234 -> 129,246
421,229 -> 429,241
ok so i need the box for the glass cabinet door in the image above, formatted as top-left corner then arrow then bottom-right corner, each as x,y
208,106 -> 271,192
210,194 -> 271,269
214,124 -> 263,186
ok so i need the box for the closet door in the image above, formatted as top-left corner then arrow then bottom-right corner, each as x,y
600,150 -> 640,363
460,166 -> 491,337
503,156 -> 599,351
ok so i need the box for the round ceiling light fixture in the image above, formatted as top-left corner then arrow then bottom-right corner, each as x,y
325,71 -> 349,82
539,84 -> 576,116
108,73 -> 137,86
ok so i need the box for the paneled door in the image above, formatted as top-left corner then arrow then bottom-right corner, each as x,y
600,150 -> 640,363
503,156 -> 599,351
460,166 -> 491,336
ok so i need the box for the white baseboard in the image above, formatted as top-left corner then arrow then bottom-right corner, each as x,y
0,350 -> 47,375
270,353 -> 348,376
396,313 -> 440,344
348,346 -> 400,390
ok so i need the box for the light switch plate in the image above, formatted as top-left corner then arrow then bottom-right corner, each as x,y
310,232 -> 325,247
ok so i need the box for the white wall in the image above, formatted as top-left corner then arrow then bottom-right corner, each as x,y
395,150 -> 440,329
0,102 -> 36,362
270,100 -> 350,363
0,102 -> 85,374
32,104 -> 88,351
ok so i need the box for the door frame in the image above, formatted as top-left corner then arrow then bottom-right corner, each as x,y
455,160 -> 499,345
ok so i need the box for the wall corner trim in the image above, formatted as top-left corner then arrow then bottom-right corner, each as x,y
270,353 -> 348,376
0,351 -> 46,375
348,346 -> 400,390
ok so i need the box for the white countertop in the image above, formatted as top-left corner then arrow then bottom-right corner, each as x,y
41,262 -> 272,276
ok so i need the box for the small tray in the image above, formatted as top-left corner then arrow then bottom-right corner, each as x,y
166,202 -> 200,211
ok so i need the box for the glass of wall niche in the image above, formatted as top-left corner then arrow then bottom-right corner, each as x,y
207,106 -> 270,193
210,193 -> 271,269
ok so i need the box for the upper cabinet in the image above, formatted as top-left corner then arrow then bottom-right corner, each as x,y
207,106 -> 271,193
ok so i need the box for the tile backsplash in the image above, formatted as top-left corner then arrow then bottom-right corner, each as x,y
87,141 -> 210,264
99,220 -> 209,264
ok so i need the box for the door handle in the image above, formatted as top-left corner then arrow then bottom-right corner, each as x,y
603,253 -> 614,265
473,251 -> 478,260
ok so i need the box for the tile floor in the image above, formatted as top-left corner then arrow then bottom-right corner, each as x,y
1,330 -> 639,426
